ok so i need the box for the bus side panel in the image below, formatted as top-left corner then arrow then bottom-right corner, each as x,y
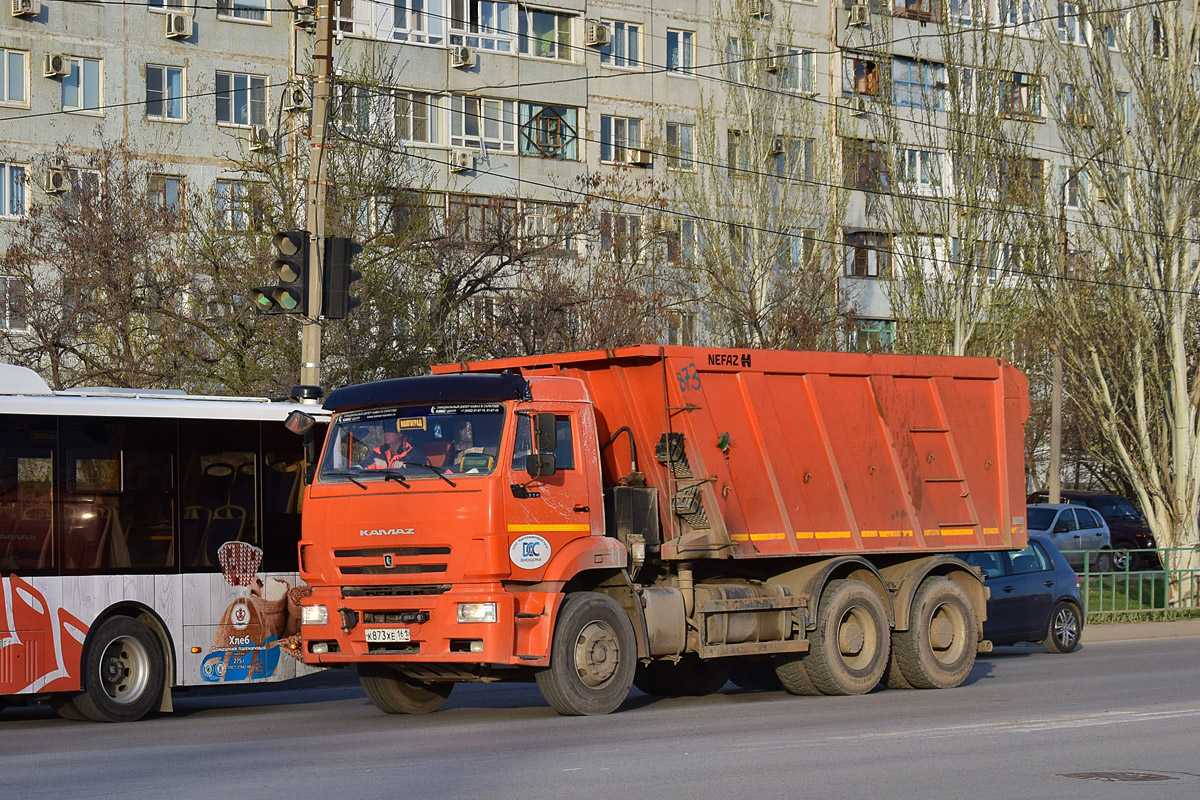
1,575 -> 88,694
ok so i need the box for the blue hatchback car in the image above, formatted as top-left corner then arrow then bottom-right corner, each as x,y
958,534 -> 1084,653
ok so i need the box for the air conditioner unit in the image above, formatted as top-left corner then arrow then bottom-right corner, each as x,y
848,4 -> 870,26
11,0 -> 39,18
765,53 -> 780,73
248,126 -> 272,152
165,12 -> 193,39
748,0 -> 771,18
626,148 -> 653,166
43,53 -> 70,78
283,86 -> 309,112
849,96 -> 870,116
771,136 -> 785,154
585,20 -> 610,48
450,149 -> 476,172
293,6 -> 317,30
44,168 -> 69,194
449,45 -> 476,69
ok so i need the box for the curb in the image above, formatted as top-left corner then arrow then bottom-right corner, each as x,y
1082,618 -> 1200,643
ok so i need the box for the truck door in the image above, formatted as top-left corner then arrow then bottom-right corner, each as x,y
504,410 -> 599,571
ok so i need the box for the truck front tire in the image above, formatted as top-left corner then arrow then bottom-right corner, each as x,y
891,577 -> 977,689
357,664 -> 453,714
536,592 -> 636,716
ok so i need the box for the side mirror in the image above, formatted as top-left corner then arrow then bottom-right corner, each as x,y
285,410 -> 317,435
526,453 -> 557,479
535,412 -> 557,452
285,410 -> 319,485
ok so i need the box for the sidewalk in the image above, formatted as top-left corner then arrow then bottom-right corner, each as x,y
1083,617 -> 1200,643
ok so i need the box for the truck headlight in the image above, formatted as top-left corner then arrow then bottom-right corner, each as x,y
301,604 -> 329,626
457,603 -> 497,623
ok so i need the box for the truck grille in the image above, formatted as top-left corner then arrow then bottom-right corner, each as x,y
334,545 -> 451,579
343,584 -> 451,597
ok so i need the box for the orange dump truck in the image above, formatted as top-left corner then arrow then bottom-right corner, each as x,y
297,346 -> 1028,715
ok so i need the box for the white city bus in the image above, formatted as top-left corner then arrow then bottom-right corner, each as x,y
0,363 -> 328,722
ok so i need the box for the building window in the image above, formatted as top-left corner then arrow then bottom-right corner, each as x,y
1,163 -> 26,218
896,147 -> 942,193
217,0 -> 267,21
1060,167 -> 1087,209
999,0 -> 1036,28
146,64 -> 185,121
1002,157 -> 1043,206
666,311 -> 696,346
448,194 -> 518,244
148,0 -> 187,8
600,211 -> 641,262
395,90 -> 443,144
147,174 -> 185,224
666,218 -> 696,264
666,29 -> 695,75
450,96 -> 516,152
215,179 -> 265,231
776,47 -> 815,94
844,232 -> 891,278
727,130 -> 746,174
725,37 -> 744,83
946,0 -> 984,26
517,9 -> 572,60
844,52 -> 883,97
338,83 -> 372,134
519,103 -> 578,159
0,275 -> 26,331
1001,72 -> 1041,118
848,319 -> 895,353
63,57 -> 102,113
392,0 -> 446,44
790,229 -> 817,266
774,137 -> 814,181
1,49 -> 28,106
893,0 -> 937,21
600,115 -> 641,163
843,138 -> 888,191
666,122 -> 694,171
600,21 -> 641,69
1101,12 -> 1129,50
892,57 -> 945,110
450,0 -> 515,51
1057,3 -> 1088,45
1116,91 -> 1131,126
216,71 -> 267,126
523,201 -> 575,251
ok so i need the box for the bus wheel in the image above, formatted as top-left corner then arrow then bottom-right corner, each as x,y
357,664 -> 452,714
892,577 -> 977,689
804,580 -> 889,696
52,616 -> 164,723
536,592 -> 635,716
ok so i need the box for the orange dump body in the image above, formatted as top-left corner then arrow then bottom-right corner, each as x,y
435,345 -> 1029,558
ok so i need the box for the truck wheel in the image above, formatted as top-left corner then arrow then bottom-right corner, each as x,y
804,580 -> 889,696
882,646 -> 917,690
1042,601 -> 1083,654
632,663 -> 671,696
357,663 -> 453,714
729,659 -> 782,692
51,616 -> 164,723
892,577 -> 977,689
536,592 -> 635,716
773,651 -> 821,695
645,653 -> 730,696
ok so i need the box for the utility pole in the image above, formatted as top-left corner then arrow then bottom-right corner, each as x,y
301,0 -> 336,389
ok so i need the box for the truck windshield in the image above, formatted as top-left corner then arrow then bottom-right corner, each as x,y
320,403 -> 506,481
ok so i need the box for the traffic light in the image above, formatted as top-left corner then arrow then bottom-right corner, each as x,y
322,236 -> 363,319
251,230 -> 311,314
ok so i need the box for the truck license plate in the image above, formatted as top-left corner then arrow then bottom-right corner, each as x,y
364,628 -> 410,643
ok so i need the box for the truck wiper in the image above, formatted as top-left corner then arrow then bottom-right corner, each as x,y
403,462 -> 457,488
382,471 -> 410,488
323,470 -> 367,490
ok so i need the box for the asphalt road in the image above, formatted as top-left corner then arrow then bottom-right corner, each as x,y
3,636 -> 1199,800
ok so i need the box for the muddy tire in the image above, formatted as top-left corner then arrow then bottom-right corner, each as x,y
803,580 -> 889,696
882,645 -> 918,690
357,663 -> 453,714
536,592 -> 635,716
1042,601 -> 1083,654
51,616 -> 164,723
892,577 -> 977,689
773,650 -> 822,696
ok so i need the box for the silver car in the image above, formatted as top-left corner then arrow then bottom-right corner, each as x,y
1026,503 -> 1114,572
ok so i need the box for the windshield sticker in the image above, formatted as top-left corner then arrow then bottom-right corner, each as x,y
431,403 -> 504,415
509,535 -> 551,570
397,417 -> 427,431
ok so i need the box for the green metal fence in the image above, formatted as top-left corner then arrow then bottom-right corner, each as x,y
1071,547 -> 1200,622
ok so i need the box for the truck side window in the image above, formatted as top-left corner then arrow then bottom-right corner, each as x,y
511,414 -> 575,471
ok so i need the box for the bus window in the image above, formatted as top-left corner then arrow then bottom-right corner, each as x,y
0,417 -> 54,573
179,420 -> 258,570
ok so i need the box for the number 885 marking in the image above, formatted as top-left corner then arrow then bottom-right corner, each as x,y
676,363 -> 701,393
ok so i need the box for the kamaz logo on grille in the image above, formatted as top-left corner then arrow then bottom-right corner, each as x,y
383,554 -> 394,568
360,528 -> 415,536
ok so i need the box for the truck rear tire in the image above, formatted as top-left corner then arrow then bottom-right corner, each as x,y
892,577 -> 977,689
804,580 -> 889,696
357,664 -> 453,714
536,592 -> 635,716
51,615 -> 164,723
773,651 -> 821,695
